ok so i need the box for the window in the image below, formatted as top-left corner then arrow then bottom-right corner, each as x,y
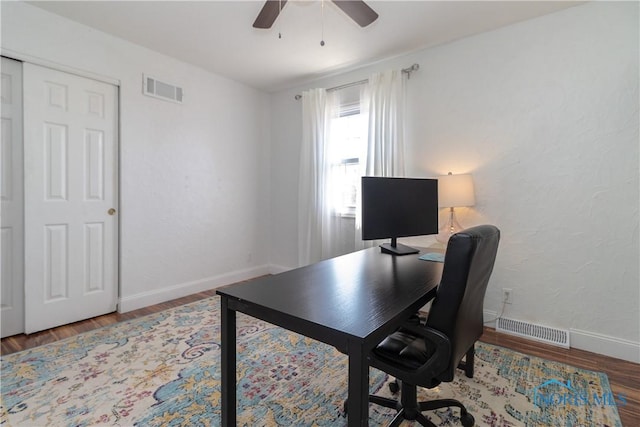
329,101 -> 367,217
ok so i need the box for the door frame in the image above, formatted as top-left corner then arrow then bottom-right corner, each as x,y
2,48 -> 120,86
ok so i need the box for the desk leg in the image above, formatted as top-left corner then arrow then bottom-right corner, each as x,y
220,296 -> 236,427
347,343 -> 369,426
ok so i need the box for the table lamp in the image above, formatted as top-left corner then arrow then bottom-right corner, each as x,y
436,172 -> 475,243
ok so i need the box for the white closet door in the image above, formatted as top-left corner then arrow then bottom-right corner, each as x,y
23,63 -> 119,333
1,57 -> 25,337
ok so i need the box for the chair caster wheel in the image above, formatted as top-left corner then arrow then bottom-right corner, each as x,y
388,380 -> 399,394
460,412 -> 474,427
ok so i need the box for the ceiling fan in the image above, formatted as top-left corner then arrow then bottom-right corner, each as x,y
253,0 -> 379,29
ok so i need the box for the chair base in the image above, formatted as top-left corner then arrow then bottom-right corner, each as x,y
369,347 -> 476,426
369,394 -> 474,427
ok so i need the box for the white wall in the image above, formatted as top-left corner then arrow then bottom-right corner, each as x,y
1,2 -> 272,311
269,2 -> 640,362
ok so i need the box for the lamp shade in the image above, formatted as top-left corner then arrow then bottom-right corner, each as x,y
438,173 -> 475,208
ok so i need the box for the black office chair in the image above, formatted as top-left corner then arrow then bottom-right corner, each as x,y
368,225 -> 500,427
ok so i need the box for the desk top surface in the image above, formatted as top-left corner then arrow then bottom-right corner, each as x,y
217,246 -> 443,341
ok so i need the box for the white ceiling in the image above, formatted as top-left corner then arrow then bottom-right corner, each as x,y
30,1 -> 581,92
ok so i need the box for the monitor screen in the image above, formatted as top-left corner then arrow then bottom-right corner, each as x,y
361,176 -> 438,255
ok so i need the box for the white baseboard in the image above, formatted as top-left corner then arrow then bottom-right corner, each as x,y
118,264 -> 272,313
269,264 -> 294,275
483,310 -> 640,364
570,328 -> 640,364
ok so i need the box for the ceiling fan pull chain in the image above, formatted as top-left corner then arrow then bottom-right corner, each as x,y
320,0 -> 326,46
278,0 -> 282,39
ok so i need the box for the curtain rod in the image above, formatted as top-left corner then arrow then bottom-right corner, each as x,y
294,63 -> 419,100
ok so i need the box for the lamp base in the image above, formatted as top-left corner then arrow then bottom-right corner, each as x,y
436,207 -> 464,244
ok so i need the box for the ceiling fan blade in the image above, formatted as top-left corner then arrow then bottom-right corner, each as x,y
253,0 -> 288,29
331,0 -> 378,27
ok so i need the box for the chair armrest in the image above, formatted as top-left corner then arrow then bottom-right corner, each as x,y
400,323 -> 451,374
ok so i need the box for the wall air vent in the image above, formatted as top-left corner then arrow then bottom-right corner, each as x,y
143,74 -> 183,104
497,317 -> 570,348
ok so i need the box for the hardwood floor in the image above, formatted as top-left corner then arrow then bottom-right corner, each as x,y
2,290 -> 638,426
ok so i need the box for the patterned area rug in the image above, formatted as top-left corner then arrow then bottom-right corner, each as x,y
1,296 -> 622,426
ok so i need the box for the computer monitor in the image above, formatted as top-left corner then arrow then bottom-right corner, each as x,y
361,176 -> 439,255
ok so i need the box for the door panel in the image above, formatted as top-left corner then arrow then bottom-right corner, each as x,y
23,63 -> 118,334
0,57 -> 24,338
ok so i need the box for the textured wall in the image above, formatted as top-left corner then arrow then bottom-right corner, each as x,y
269,2 -> 639,360
403,1 -> 639,356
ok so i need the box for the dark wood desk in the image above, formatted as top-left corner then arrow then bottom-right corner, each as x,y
217,246 -> 443,426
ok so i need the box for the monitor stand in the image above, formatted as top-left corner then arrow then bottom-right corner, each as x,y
380,238 -> 419,256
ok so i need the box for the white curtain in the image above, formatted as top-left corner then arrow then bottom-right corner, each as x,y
298,70 -> 406,262
355,69 -> 406,249
298,88 -> 340,266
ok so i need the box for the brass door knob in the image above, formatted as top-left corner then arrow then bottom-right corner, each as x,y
108,208 -> 117,215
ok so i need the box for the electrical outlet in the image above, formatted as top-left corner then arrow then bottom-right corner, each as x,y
502,288 -> 513,304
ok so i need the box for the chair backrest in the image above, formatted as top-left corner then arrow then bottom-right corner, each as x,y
426,225 -> 500,381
